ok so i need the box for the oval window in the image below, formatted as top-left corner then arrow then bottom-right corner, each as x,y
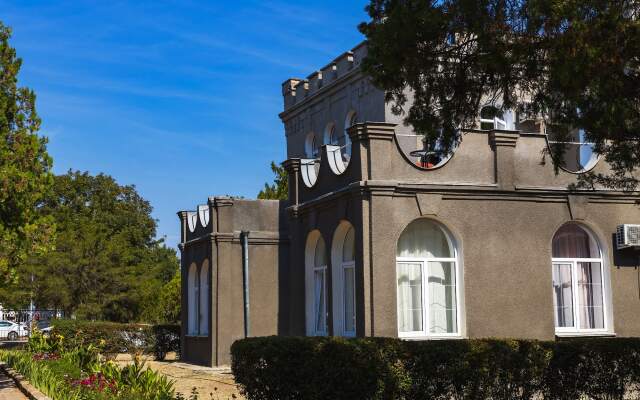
546,125 -> 599,173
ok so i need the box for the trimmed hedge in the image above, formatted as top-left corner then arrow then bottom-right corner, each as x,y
51,320 -> 180,360
231,336 -> 640,400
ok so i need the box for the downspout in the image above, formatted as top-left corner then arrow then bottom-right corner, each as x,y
241,231 -> 250,338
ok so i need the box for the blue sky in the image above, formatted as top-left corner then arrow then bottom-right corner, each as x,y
1,1 -> 367,248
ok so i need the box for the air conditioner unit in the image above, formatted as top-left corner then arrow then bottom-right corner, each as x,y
616,224 -> 640,249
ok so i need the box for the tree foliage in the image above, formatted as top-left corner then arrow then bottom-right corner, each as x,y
258,161 -> 288,200
0,171 -> 179,323
0,21 -> 54,280
360,0 -> 640,189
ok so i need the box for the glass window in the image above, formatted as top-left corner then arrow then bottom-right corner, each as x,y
547,126 -> 598,172
551,224 -> 607,334
313,236 -> 328,335
343,112 -> 356,163
396,219 -> 459,337
199,264 -> 209,336
480,106 -> 506,130
187,264 -> 199,336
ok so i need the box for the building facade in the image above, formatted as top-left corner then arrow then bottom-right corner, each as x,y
178,43 -> 640,366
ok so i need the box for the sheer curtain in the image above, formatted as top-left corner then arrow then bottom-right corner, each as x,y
397,263 -> 423,332
578,262 -> 604,329
314,237 -> 327,334
187,264 -> 198,335
397,220 -> 452,258
428,261 -> 457,334
552,263 -> 574,327
199,264 -> 209,336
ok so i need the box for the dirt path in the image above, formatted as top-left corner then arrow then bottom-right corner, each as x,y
117,360 -> 244,399
0,369 -> 27,400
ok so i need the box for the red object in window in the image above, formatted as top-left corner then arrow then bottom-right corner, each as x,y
416,160 -> 434,168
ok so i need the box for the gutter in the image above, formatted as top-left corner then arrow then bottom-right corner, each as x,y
241,231 -> 250,338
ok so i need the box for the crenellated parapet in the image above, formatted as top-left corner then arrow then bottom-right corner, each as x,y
281,42 -> 366,112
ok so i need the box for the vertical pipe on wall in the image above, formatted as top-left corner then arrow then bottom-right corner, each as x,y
241,231 -> 250,338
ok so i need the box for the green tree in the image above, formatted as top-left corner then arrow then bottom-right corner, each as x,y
258,161 -> 288,200
0,22 -> 54,280
1,171 -> 179,322
360,0 -> 640,189
153,269 -> 181,324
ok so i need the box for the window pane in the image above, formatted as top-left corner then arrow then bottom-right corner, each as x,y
552,263 -> 574,328
314,237 -> 327,267
397,219 -> 452,258
188,264 -> 199,335
342,227 -> 355,262
343,266 -> 356,333
552,224 -> 599,258
314,269 -> 327,333
578,262 -> 604,329
428,261 -> 457,334
397,263 -> 423,332
199,265 -> 209,336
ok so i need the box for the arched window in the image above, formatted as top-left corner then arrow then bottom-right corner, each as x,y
480,105 -> 506,130
187,264 -> 199,335
331,222 -> 356,336
306,231 -> 328,336
396,219 -> 460,337
199,263 -> 209,335
304,132 -> 319,159
551,224 -> 609,334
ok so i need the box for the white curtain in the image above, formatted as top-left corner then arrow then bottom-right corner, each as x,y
578,262 -> 604,329
552,263 -> 574,327
199,264 -> 209,336
397,263 -> 423,332
187,264 -> 198,335
314,269 -> 326,333
428,261 -> 457,334
552,224 -> 598,258
343,266 -> 355,333
397,220 -> 452,258
343,227 -> 355,262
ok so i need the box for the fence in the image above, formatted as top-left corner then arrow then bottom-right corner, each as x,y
0,309 -> 63,341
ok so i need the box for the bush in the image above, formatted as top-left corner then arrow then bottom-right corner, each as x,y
51,320 -> 180,359
231,336 -> 640,400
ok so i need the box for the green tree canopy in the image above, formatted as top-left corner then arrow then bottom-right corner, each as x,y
360,0 -> 640,189
1,171 -> 179,322
258,161 -> 288,200
0,22 -> 54,279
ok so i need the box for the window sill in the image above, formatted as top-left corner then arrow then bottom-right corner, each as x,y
555,331 -> 616,338
185,334 -> 209,338
399,335 -> 464,341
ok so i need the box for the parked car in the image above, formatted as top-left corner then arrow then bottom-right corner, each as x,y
35,320 -> 53,334
0,320 -> 28,340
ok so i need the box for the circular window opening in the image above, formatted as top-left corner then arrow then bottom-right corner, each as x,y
546,125 -> 599,173
396,131 -> 455,170
304,132 -> 319,159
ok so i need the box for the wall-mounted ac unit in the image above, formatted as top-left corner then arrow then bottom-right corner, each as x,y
616,224 -> 640,249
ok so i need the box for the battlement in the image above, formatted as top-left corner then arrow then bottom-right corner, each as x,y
282,42 -> 367,111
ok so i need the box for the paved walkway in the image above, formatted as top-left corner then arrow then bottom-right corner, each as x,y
0,369 -> 27,400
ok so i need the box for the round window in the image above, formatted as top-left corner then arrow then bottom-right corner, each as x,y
546,125 -> 599,173
304,133 -> 319,159
395,131 -> 454,170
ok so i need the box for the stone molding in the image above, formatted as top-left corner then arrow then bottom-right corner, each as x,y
348,122 -> 396,142
489,129 -> 520,148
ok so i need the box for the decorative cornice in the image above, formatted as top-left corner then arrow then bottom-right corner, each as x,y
176,211 -> 189,221
489,130 -> 520,147
282,158 -> 301,173
213,196 -> 234,208
348,122 -> 397,142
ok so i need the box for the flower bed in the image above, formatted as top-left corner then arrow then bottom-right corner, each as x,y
0,329 -> 180,400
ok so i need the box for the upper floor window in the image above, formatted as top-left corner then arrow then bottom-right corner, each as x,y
305,132 -> 319,159
342,112 -> 356,163
546,126 -> 599,173
396,219 -> 461,338
551,223 -> 610,335
396,131 -> 453,170
480,106 -> 507,130
187,263 -> 209,336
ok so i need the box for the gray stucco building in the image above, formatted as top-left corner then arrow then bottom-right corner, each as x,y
178,43 -> 640,366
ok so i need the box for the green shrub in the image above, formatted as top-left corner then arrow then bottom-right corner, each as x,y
151,324 -> 181,360
51,320 -> 180,359
231,336 -> 640,400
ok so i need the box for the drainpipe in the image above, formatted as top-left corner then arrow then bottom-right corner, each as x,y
241,231 -> 250,338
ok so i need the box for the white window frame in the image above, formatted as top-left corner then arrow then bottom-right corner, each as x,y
552,254 -> 609,337
341,260 -> 356,337
396,251 -> 461,339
